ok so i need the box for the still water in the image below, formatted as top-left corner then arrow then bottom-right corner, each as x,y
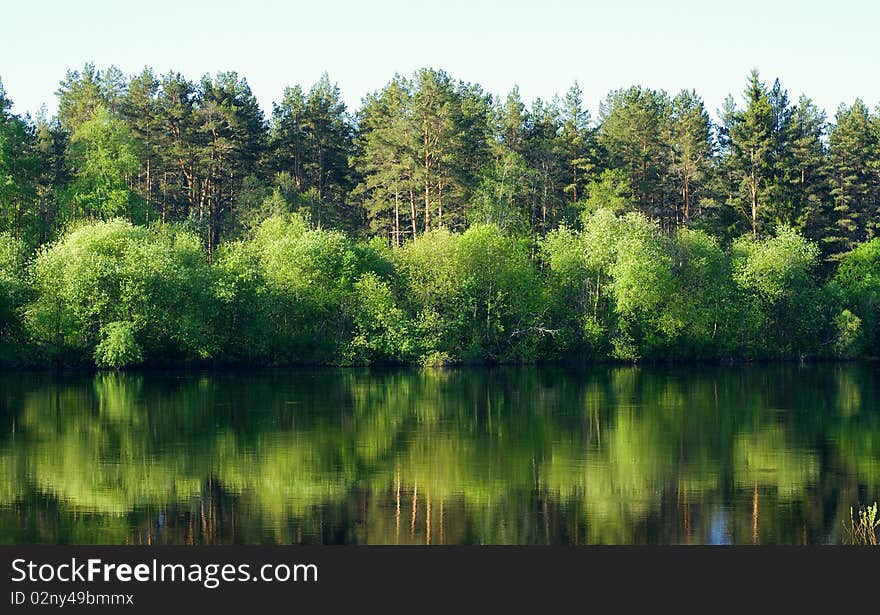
0,364 -> 878,545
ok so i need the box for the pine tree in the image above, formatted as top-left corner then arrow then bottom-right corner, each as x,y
353,76 -> 417,243
155,72 -> 199,222
270,75 -> 355,230
0,80 -> 39,242
787,96 -> 829,240
727,70 -> 775,236
669,89 -> 712,226
122,68 -> 160,218
56,63 -> 108,132
524,97 -> 563,233
196,72 -> 265,247
558,82 -> 596,208
598,86 -> 673,227
828,99 -> 877,255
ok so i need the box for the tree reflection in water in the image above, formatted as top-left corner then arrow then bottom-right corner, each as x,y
0,364 -> 878,544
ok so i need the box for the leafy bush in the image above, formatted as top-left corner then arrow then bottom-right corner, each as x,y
0,215 -> 867,367
25,219 -> 215,365
347,272 -> 412,364
214,214 -> 398,364
397,224 -> 541,363
833,238 -> 880,356
832,309 -> 863,358
94,321 -> 143,368
731,227 -> 826,357
0,233 -> 30,364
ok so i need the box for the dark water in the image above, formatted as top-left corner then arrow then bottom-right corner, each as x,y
0,364 -> 878,545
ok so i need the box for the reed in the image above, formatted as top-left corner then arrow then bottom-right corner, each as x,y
843,502 -> 879,545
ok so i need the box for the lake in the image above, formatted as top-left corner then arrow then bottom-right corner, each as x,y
0,364 -> 878,545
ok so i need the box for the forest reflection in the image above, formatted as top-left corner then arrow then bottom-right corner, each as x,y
0,364 -> 878,544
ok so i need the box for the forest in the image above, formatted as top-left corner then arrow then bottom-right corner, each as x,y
0,65 -> 879,367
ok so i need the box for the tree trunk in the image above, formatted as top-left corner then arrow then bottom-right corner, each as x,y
437,176 -> 443,228
751,175 -> 758,237
424,130 -> 431,232
394,190 -> 400,247
409,184 -> 417,238
683,172 -> 690,225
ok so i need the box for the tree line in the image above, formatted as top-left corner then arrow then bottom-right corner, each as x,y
2,64 -> 879,252
0,65 -> 879,366
0,210 -> 877,367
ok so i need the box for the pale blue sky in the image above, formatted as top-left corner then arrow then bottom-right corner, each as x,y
1,0 -> 878,122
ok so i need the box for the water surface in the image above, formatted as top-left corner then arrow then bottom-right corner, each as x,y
1,364 -> 878,544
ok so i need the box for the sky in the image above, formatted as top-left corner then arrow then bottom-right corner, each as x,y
1,0 -> 879,123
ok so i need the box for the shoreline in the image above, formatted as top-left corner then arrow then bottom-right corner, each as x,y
1,354 -> 875,374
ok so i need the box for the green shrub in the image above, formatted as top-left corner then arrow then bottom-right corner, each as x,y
94,321 -> 143,368
25,219 -> 215,365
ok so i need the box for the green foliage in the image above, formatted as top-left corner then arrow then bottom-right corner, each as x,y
65,107 -> 143,221
468,150 -> 533,234
397,225 -> 540,362
539,225 -> 597,356
269,75 -> 354,230
606,213 -> 675,358
0,233 -> 30,363
2,61 -> 880,368
94,320 -> 142,368
0,210 -> 867,368
25,219 -> 215,365
2,65 -> 880,285
0,233 -> 24,330
731,226 -> 825,356
542,211 -> 738,360
827,101 -> 877,255
348,272 -> 412,364
579,169 -> 634,215
726,70 -> 775,236
833,238 -> 880,354
831,309 -> 863,358
667,229 -> 737,356
214,214 -> 397,364
598,86 -> 672,219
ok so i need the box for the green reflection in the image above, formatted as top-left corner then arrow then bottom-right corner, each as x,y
0,364 -> 878,544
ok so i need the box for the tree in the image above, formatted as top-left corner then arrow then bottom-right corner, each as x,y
468,149 -> 533,234
25,220 -> 216,366
196,71 -> 266,247
827,100 -> 877,255
353,76 -> 417,243
122,68 -> 161,217
727,70 -> 775,236
525,97 -> 564,233
355,69 -> 491,239
833,238 -> 880,355
669,90 -> 712,226
411,69 -> 458,232
408,69 -> 492,232
731,227 -> 825,356
0,80 -> 40,242
56,63 -> 115,132
598,86 -> 673,227
154,72 -> 199,222
31,109 -> 67,244
396,224 -> 539,363
787,96 -> 829,240
0,232 -> 27,362
558,82 -> 596,207
270,74 -> 355,230
65,107 -> 142,221
498,86 -> 528,155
